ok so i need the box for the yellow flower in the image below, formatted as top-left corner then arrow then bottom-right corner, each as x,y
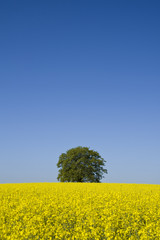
0,182 -> 160,239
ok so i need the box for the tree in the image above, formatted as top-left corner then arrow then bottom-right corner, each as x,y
57,146 -> 107,183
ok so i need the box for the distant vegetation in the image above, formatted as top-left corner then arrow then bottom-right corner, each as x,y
57,146 -> 107,182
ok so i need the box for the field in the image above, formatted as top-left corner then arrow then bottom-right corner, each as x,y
0,183 -> 160,239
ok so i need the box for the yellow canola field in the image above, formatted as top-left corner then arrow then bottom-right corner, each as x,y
0,183 -> 160,240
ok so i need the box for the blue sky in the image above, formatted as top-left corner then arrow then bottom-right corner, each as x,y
0,0 -> 160,184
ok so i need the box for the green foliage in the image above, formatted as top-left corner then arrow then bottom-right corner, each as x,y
57,146 -> 107,182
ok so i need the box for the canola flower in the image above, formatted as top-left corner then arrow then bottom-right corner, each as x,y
0,183 -> 160,239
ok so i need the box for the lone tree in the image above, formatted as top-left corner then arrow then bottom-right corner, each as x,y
57,146 -> 107,182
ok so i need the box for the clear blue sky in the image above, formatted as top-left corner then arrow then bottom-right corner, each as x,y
0,0 -> 160,184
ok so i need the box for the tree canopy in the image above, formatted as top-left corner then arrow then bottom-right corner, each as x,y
57,146 -> 107,183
